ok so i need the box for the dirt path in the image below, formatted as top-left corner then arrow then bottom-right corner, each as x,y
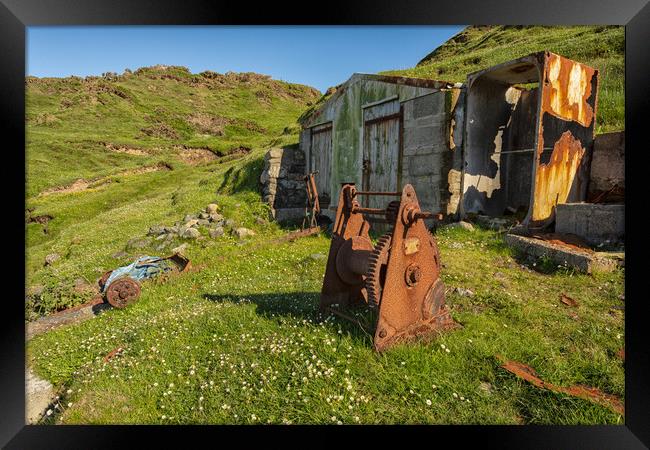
38,163 -> 173,197
27,297 -> 110,340
26,368 -> 55,424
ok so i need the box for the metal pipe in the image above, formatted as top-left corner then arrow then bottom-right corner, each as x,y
353,191 -> 402,196
351,207 -> 388,215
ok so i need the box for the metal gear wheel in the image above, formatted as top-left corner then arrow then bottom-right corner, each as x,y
365,234 -> 392,307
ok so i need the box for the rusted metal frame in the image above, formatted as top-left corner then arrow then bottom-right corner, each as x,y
353,191 -> 402,196
319,183 -> 455,352
351,207 -> 388,215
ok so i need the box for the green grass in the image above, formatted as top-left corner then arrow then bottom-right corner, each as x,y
28,219 -> 624,424
26,66 -> 320,197
383,25 -> 624,134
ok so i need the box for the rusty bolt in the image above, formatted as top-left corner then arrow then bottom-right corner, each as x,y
405,264 -> 422,286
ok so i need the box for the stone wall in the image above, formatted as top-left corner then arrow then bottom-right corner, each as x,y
401,91 -> 457,219
260,146 -> 307,222
588,131 -> 624,202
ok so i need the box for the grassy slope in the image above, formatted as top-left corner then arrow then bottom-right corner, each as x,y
26,66 -> 319,197
26,66 -> 318,315
383,25 -> 625,134
29,219 -> 624,424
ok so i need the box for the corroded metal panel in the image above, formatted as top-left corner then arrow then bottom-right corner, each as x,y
541,53 -> 597,128
530,53 -> 599,227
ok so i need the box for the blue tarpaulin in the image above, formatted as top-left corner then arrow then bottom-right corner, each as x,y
102,256 -> 177,293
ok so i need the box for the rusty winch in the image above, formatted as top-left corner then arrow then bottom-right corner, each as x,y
319,183 -> 456,352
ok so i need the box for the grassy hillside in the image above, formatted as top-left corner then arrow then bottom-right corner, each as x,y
26,65 -> 320,197
384,26 -> 624,134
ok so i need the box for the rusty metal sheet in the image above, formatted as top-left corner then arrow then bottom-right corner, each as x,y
498,356 -> 624,416
530,53 -> 598,228
531,131 -> 587,222
541,53 -> 597,128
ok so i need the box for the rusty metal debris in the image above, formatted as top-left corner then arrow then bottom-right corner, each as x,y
99,253 -> 190,309
319,183 -> 456,352
105,277 -> 141,309
103,346 -> 125,363
559,293 -> 578,307
302,171 -> 321,230
497,355 -> 624,416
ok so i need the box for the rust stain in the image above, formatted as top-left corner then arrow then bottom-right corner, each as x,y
532,130 -> 586,222
497,356 -> 624,416
559,293 -> 579,307
103,346 -> 124,363
542,54 -> 596,127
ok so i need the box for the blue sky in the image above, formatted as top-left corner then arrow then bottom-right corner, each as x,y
27,26 -> 465,92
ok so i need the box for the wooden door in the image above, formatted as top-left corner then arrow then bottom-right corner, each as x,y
362,100 -> 401,211
310,122 -> 333,207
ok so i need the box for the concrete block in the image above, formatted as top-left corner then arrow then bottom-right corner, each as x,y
403,145 -> 434,157
413,94 -> 444,119
504,233 -> 620,274
403,124 -> 445,150
590,131 -> 625,194
408,154 -> 440,177
555,203 -> 624,246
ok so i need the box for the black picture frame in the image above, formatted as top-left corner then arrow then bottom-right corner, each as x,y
2,0 -> 647,447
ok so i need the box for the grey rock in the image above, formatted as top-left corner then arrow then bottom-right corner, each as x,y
28,284 -> 45,297
224,219 -> 236,228
182,227 -> 201,239
209,213 -> 224,222
453,287 -> 475,297
206,203 -> 219,214
447,221 -> 475,231
44,253 -> 60,266
126,237 -> 151,250
171,243 -> 189,255
233,227 -> 255,239
198,212 -> 209,220
147,225 -> 166,236
478,382 -> 494,395
310,253 -> 326,261
155,233 -> 168,241
209,227 -> 225,238
111,250 -> 128,259
184,219 -> 199,228
197,219 -> 211,227
183,214 -> 197,223
476,215 -> 511,231
255,217 -> 267,225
